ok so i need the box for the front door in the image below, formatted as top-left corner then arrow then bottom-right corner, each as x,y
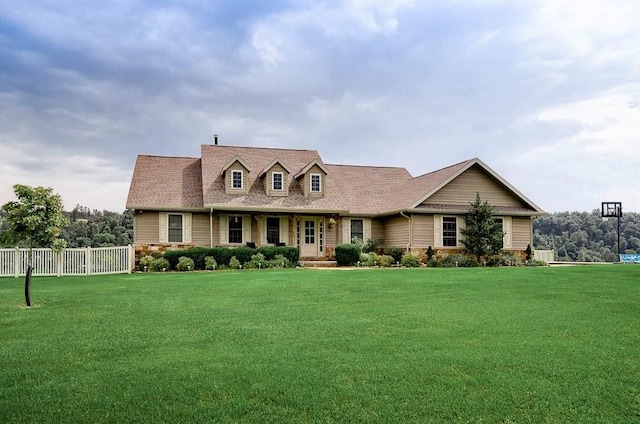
301,218 -> 320,257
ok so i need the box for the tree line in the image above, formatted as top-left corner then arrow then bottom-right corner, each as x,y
533,210 -> 640,262
3,200 -> 638,263
0,204 -> 133,248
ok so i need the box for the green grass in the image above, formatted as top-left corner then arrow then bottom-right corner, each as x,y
1,266 -> 639,423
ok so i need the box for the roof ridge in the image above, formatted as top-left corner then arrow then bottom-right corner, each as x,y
201,144 -> 319,154
138,154 -> 200,160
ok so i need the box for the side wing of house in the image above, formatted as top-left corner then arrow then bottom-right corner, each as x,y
381,160 -> 544,256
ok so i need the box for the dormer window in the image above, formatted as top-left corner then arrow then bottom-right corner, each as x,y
232,170 -> 243,189
310,174 -> 321,192
272,172 -> 283,191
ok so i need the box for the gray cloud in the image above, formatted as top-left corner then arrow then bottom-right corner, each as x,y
1,0 -> 639,212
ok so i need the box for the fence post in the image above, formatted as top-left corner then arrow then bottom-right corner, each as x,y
128,245 -> 134,274
57,249 -> 63,277
14,247 -> 19,278
86,247 -> 92,275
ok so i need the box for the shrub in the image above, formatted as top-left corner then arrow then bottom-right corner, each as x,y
177,256 -> 195,271
401,253 -> 421,268
486,253 -> 522,267
244,252 -> 268,269
377,254 -> 394,267
205,256 -> 217,270
335,243 -> 361,266
270,254 -> 291,268
426,246 -> 435,262
363,239 -> 382,253
138,255 -> 155,271
149,257 -> 170,272
229,256 -> 241,269
427,258 -> 439,268
441,254 -> 480,268
159,246 -> 299,270
385,247 -> 404,264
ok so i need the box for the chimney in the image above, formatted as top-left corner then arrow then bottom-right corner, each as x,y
213,134 -> 218,145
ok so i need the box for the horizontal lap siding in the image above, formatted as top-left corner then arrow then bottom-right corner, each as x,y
511,217 -> 532,250
134,211 -> 159,244
423,166 -> 527,208
384,216 -> 409,248
413,215 -> 434,248
192,213 -> 211,246
372,219 -> 384,243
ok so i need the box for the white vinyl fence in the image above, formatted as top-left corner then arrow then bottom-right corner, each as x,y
0,246 -> 134,278
534,250 -> 555,263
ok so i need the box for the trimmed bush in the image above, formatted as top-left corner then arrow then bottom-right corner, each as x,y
441,254 -> 480,268
161,246 -> 300,271
229,256 -> 241,269
385,247 -> 404,264
362,239 -> 383,254
335,243 -> 361,266
244,252 -> 268,269
204,256 -> 217,270
270,254 -> 291,268
377,254 -> 394,267
401,253 -> 421,268
138,255 -> 155,271
149,257 -> 170,272
177,256 -> 195,271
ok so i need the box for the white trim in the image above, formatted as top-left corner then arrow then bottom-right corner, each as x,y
231,170 -> 244,189
272,171 -> 284,191
160,212 -> 192,244
310,173 -> 321,192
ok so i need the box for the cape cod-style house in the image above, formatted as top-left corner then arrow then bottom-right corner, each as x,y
126,143 -> 544,260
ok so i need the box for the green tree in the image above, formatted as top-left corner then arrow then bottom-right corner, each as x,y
460,192 -> 504,262
1,184 -> 69,307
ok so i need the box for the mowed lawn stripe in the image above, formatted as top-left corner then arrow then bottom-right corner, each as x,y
1,266 -> 638,423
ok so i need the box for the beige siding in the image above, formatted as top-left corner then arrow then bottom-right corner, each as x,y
134,211 -> 160,244
191,213 -> 211,246
325,219 -> 337,249
423,165 -> 528,208
511,217 -> 532,250
371,219 -> 384,242
225,162 -> 249,194
301,165 -> 325,197
265,164 -> 289,196
413,215 -> 434,248
384,216 -> 410,248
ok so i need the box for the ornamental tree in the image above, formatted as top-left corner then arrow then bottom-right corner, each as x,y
460,192 -> 504,262
1,184 -> 69,307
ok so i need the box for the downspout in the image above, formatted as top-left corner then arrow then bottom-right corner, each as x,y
400,211 -> 412,253
209,208 -> 214,248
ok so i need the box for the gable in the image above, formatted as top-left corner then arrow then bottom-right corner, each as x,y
420,164 -> 529,209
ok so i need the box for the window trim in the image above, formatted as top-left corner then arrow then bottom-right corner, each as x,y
442,216 -> 458,247
168,213 -> 183,243
231,170 -> 244,190
350,218 -> 364,243
272,172 -> 284,191
310,173 -> 321,192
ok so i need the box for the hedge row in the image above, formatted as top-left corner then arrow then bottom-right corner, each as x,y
162,246 -> 300,270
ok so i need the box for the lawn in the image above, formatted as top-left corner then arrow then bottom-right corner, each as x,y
1,266 -> 639,423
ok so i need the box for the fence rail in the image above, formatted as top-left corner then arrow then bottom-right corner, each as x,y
533,250 -> 555,263
0,246 -> 134,278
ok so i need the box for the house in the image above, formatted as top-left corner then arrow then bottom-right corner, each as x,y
126,143 -> 544,260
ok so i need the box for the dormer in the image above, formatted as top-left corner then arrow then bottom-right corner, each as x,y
294,160 -> 329,197
221,155 -> 251,195
258,159 -> 292,196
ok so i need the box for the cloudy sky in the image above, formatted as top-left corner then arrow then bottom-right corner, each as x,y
1,0 -> 639,213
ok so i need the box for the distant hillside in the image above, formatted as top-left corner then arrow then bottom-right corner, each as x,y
533,210 -> 640,262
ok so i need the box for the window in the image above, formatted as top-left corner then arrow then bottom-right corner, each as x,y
310,174 -> 321,192
272,172 -> 283,191
267,217 -> 280,244
232,170 -> 243,189
350,219 -> 364,243
442,217 -> 457,247
305,220 -> 315,244
228,216 -> 243,244
168,214 -> 183,243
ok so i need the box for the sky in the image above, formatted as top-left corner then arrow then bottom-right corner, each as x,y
1,0 -> 639,214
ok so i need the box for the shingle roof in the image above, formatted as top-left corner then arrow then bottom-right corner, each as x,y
126,155 -> 203,210
126,145 -> 543,215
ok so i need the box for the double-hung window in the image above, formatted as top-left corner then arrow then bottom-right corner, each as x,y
272,172 -> 283,191
310,174 -> 321,192
350,219 -> 364,243
267,217 -> 280,244
232,170 -> 243,189
494,217 -> 504,248
442,217 -> 457,247
168,214 -> 183,243
228,216 -> 243,244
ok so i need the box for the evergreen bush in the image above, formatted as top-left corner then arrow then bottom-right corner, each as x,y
335,243 -> 361,266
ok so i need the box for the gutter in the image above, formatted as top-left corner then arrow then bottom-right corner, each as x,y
209,208 -> 214,248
